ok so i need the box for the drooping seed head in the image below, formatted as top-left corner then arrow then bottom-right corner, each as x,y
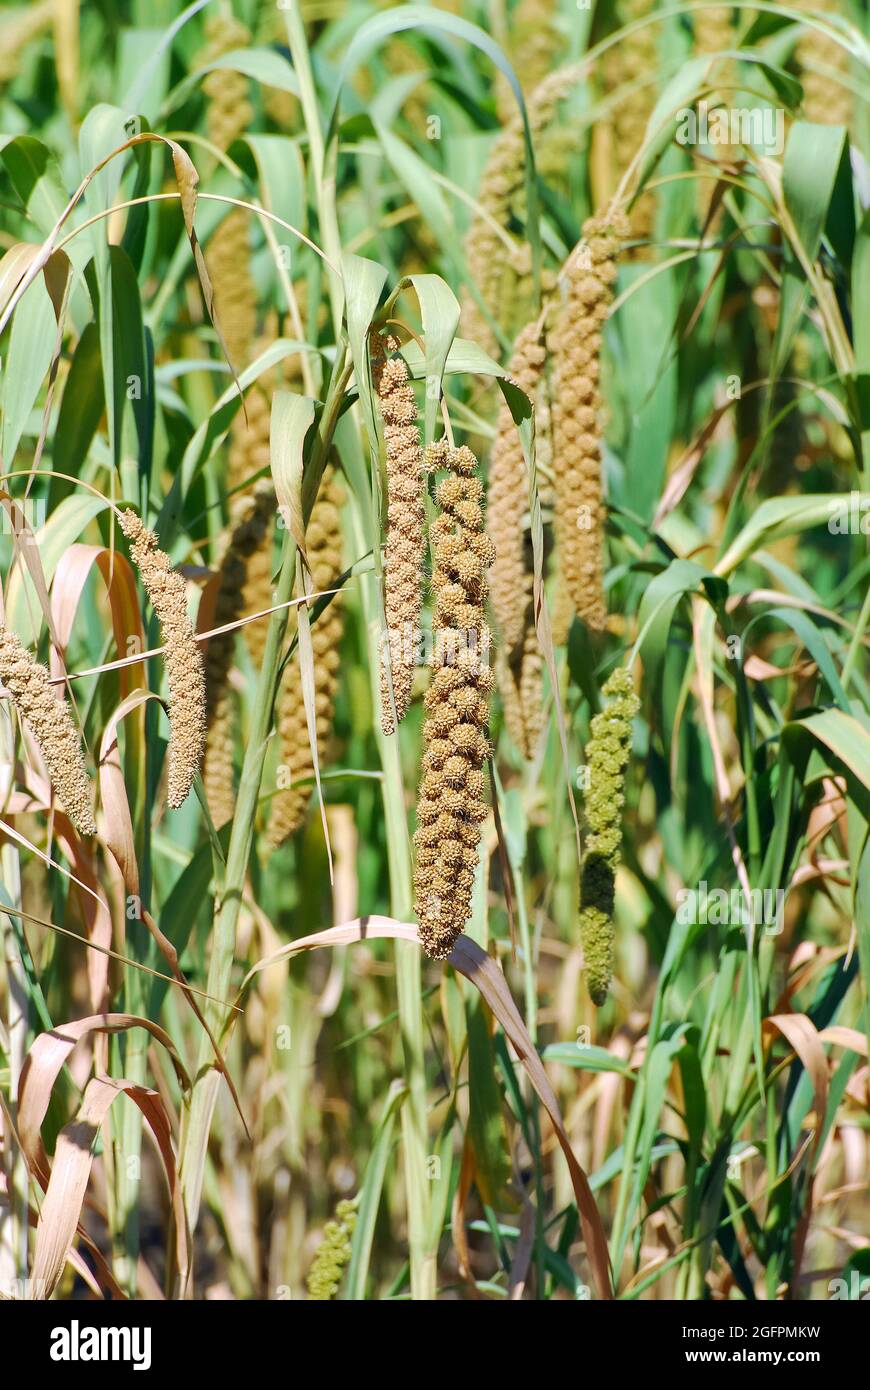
0,627 -> 96,837
119,510 -> 207,811
414,440 -> 494,959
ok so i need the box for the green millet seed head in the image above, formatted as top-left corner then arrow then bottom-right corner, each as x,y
119,510 -> 206,811
0,627 -> 96,837
579,903 -> 615,1008
306,1198 -> 357,1300
579,851 -> 617,1004
578,666 -> 639,1004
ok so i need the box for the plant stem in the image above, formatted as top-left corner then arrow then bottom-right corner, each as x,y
347,494 -> 434,1299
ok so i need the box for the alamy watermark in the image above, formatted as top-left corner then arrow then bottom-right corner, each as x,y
379,621 -> 492,673
49,1320 -> 151,1370
676,881 -> 785,934
0,497 -> 46,539
827,492 -> 870,534
676,101 -> 785,156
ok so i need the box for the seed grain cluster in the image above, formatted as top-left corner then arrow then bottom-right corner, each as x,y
203,485 -> 275,827
551,213 -> 628,642
306,1199 -> 356,1300
489,322 -> 547,758
414,440 -> 495,959
372,339 -> 426,736
0,628 -> 96,837
119,510 -> 206,810
579,665 -> 639,1004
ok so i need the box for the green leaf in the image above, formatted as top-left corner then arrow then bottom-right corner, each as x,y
715,495 -> 845,576
340,252 -> 388,498
401,335 -> 503,381
782,709 -> 870,811
854,209 -> 870,374
744,606 -> 851,712
541,1043 -> 635,1078
0,136 -> 68,235
127,0 -> 210,114
245,134 -> 307,235
466,997 -> 513,1208
373,121 -> 459,279
0,273 -> 56,468
78,105 -> 137,494
783,121 -> 848,264
636,57 -> 709,190
148,830 -> 228,1019
5,494 -> 110,644
329,5 -> 539,295
406,273 -> 460,443
633,558 -> 725,684
344,1080 -> 407,1300
157,338 -> 317,536
52,323 -> 104,490
270,390 -> 316,555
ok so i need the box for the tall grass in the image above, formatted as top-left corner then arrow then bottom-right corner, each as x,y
0,0 -> 868,1303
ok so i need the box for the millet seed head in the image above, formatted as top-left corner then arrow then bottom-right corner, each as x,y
372,337 -> 426,736
413,440 -> 494,960
0,627 -> 96,836
119,510 -> 207,811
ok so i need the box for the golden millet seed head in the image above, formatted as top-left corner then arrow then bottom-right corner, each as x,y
0,627 -> 96,837
373,338 -> 426,736
119,510 -> 206,810
414,439 -> 493,960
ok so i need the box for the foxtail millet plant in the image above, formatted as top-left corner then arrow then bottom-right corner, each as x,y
600,0 -> 657,248
267,465 -> 345,848
306,1199 -> 357,1300
0,1 -> 53,83
498,598 -> 545,760
203,484 -> 276,827
413,439 -> 496,959
693,8 -> 735,225
201,13 -> 256,374
0,627 -> 96,836
118,510 -> 207,811
579,665 -> 639,1004
372,337 -> 426,736
462,62 -> 583,350
489,321 -> 545,654
795,0 -> 852,128
550,212 -> 628,642
693,5 -> 734,60
201,12 -> 254,155
201,12 -> 278,700
489,321 -> 546,758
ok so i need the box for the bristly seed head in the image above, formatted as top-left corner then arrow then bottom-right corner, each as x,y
372,335 -> 426,736
550,211 -> 628,642
119,510 -> 207,811
413,440 -> 494,960
0,627 -> 96,836
579,665 -> 639,1005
